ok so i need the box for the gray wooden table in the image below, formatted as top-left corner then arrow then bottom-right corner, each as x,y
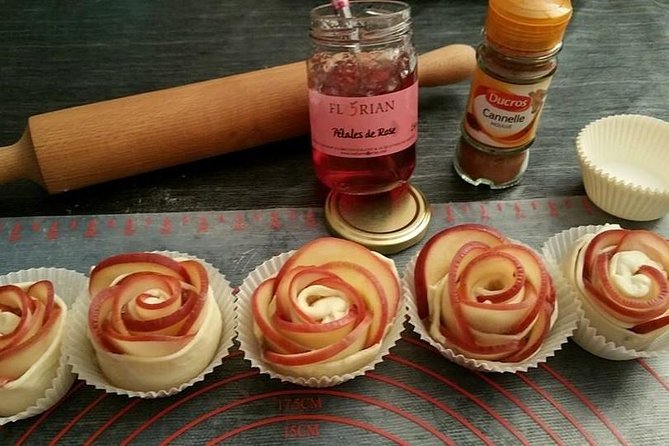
1,1 -> 668,445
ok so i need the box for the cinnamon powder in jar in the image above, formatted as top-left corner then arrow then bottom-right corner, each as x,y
454,0 -> 572,189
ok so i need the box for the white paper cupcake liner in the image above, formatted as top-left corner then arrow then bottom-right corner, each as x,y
577,115 -> 669,221
541,224 -> 666,360
63,251 -> 237,398
237,250 -> 407,387
0,268 -> 87,425
403,248 -> 581,373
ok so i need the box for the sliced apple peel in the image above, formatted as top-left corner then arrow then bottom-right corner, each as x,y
87,253 -> 222,391
0,282 -> 66,417
565,227 -> 669,350
251,237 -> 401,378
415,224 -> 556,363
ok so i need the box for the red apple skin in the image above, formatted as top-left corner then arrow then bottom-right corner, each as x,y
589,254 -> 668,324
617,230 -> 669,273
504,302 -> 552,363
251,278 -> 307,355
276,237 -> 400,320
262,313 -> 372,367
88,254 -> 210,356
0,285 -> 34,350
582,229 -> 626,278
439,325 -> 521,361
0,282 -> 63,380
416,224 -> 558,362
320,260 -> 389,346
89,252 -> 190,298
27,280 -> 55,321
414,224 -> 507,319
631,315 -> 669,334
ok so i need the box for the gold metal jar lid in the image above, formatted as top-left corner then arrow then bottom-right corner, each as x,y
324,184 -> 431,255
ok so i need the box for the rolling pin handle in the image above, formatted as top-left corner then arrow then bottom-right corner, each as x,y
0,131 -> 44,187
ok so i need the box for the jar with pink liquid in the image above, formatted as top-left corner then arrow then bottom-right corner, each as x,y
308,0 -> 417,195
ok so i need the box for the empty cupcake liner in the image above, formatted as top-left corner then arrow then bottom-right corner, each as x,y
577,114 -> 669,221
237,250 -> 407,387
403,247 -> 581,373
64,251 -> 237,398
0,268 -> 87,425
542,224 -> 667,360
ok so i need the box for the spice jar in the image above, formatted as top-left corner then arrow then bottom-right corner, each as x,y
308,0 -> 417,195
454,0 -> 573,189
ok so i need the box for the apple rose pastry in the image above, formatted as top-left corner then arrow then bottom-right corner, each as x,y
0,281 -> 67,417
413,224 -> 557,363
86,253 -> 223,392
246,237 -> 402,382
563,227 -> 669,352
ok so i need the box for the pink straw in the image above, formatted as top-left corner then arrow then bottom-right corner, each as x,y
331,0 -> 353,18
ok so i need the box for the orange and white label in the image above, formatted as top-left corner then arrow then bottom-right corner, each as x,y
308,82 -> 418,158
463,69 -> 553,149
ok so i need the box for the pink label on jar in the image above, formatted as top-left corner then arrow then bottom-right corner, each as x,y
309,82 -> 418,158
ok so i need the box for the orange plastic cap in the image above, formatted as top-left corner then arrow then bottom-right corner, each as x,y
485,0 -> 573,54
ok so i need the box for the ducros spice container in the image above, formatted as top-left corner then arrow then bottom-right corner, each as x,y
454,0 -> 573,189
308,1 -> 430,253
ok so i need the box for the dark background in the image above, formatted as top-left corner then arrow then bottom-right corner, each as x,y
1,0 -> 666,218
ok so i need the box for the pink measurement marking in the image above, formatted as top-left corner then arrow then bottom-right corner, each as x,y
124,218 -> 136,236
161,217 -> 173,235
270,211 -> 282,230
446,204 -> 455,223
514,203 -> 524,219
539,364 -> 629,446
563,197 -> 572,209
145,216 -> 153,227
31,221 -> 40,232
83,398 -> 142,446
69,220 -> 78,231
516,373 -> 596,445
198,216 -> 209,233
637,359 -> 669,392
581,196 -> 594,214
234,213 -> 246,230
367,373 -> 475,445
479,204 -> 489,222
162,387 -> 446,446
400,335 -> 563,445
460,203 -> 471,214
305,210 -> 318,228
106,218 -> 117,229
531,201 -> 538,210
84,219 -> 98,238
48,392 -> 109,446
9,223 -> 21,242
288,209 -> 298,221
389,353 -> 529,445
218,214 -> 226,223
14,381 -> 86,446
121,369 -> 258,446
47,221 -> 59,241
496,202 -> 504,212
253,212 -> 262,223
548,200 -> 559,218
206,414 -> 404,446
181,215 -> 190,225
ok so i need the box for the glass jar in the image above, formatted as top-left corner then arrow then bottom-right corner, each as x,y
454,0 -> 572,189
308,0 -> 417,195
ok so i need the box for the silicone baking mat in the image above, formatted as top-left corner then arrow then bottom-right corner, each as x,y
1,196 -> 668,445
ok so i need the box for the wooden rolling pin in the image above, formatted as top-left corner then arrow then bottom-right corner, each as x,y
0,44 -> 475,193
